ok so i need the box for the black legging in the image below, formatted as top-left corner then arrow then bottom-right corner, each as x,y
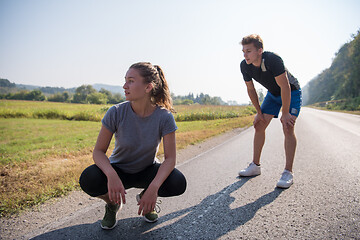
79,163 -> 187,198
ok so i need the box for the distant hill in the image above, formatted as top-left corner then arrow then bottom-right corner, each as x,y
16,84 -> 42,91
302,30 -> 360,106
92,83 -> 124,95
0,80 -> 123,96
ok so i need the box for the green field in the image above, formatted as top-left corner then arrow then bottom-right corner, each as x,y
0,100 -> 256,122
0,118 -> 101,165
0,100 -> 109,121
0,100 -> 255,217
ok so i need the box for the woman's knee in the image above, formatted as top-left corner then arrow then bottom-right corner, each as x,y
159,168 -> 187,197
79,164 -> 107,197
174,170 -> 187,195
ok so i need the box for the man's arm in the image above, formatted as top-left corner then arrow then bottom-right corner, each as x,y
245,80 -> 266,126
275,72 -> 295,128
245,80 -> 262,113
275,72 -> 291,114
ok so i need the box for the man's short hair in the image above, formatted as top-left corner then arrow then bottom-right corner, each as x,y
241,34 -> 263,50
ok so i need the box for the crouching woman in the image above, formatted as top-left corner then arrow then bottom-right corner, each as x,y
79,62 -> 187,230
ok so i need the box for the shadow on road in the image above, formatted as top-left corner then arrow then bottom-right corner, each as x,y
32,177 -> 284,240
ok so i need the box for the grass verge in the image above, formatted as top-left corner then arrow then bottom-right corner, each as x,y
0,100 -> 256,122
0,115 -> 253,217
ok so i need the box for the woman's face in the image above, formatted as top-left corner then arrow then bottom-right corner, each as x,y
123,68 -> 151,101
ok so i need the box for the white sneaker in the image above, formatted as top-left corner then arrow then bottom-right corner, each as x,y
276,170 -> 293,188
238,162 -> 261,177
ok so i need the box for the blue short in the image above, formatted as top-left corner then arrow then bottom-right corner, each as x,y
261,89 -> 302,118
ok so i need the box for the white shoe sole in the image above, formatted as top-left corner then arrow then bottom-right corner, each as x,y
101,220 -> 118,230
143,216 -> 158,223
238,171 -> 261,177
276,181 -> 293,189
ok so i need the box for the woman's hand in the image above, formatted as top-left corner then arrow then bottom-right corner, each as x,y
137,186 -> 158,216
107,173 -> 127,205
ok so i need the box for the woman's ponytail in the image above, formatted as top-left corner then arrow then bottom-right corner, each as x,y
129,62 -> 175,113
153,65 -> 174,112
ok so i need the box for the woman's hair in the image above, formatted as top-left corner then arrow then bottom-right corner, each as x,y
129,62 -> 175,112
241,34 -> 263,50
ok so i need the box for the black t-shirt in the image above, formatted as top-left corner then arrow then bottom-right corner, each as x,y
240,51 -> 300,96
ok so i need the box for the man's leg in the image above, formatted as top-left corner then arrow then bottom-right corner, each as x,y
239,113 -> 274,177
283,89 -> 302,172
253,113 -> 274,165
282,116 -> 297,172
276,116 -> 297,188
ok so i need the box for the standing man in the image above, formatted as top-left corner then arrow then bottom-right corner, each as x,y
238,34 -> 302,188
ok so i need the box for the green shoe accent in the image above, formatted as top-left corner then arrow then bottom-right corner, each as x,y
101,203 -> 121,230
136,190 -> 161,223
143,210 -> 159,223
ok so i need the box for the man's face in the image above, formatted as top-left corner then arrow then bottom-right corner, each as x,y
242,43 -> 262,65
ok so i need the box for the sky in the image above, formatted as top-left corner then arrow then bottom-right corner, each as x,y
0,0 -> 359,104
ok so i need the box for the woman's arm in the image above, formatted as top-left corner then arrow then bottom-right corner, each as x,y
93,125 -> 126,204
137,131 -> 176,216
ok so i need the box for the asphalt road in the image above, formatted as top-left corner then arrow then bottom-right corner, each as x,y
10,108 -> 360,239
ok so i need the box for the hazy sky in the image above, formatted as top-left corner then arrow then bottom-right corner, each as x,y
0,0 -> 359,104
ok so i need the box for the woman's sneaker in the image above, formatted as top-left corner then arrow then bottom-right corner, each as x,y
238,162 -> 261,177
136,190 -> 161,223
101,203 -> 122,230
276,170 -> 293,188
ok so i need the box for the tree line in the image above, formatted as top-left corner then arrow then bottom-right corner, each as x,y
172,93 -> 226,105
0,79 -> 231,105
0,81 -> 124,104
302,30 -> 360,110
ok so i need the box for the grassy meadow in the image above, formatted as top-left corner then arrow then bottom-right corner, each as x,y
0,100 -> 255,217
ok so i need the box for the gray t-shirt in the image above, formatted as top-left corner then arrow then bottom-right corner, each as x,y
102,101 -> 177,174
